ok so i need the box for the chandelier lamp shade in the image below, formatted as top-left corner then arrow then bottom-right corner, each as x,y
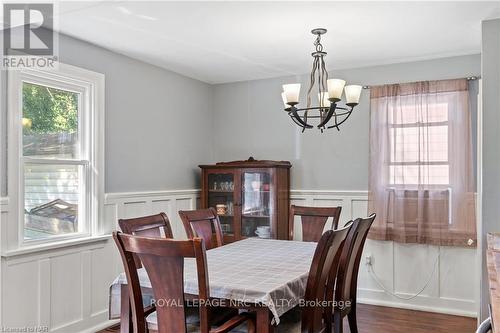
281,28 -> 363,132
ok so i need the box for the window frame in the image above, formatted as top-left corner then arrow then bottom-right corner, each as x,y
388,115 -> 451,187
7,63 -> 105,250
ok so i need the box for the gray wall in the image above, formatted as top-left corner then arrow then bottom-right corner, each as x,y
0,36 -> 482,195
481,18 -> 500,320
1,33 -> 215,194
212,54 -> 481,190
1,68 -> 5,196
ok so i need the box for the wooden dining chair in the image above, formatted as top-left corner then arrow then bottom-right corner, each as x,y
327,214 -> 376,333
113,231 -> 255,333
289,205 -> 343,242
179,208 -> 224,250
276,223 -> 351,333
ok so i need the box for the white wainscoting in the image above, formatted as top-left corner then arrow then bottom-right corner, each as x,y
0,189 -> 477,333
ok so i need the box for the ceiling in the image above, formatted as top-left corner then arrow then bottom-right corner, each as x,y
52,1 -> 500,84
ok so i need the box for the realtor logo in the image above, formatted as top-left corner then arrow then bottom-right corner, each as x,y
2,3 -> 58,69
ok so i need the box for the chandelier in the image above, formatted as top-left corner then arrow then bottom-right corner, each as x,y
281,28 -> 362,132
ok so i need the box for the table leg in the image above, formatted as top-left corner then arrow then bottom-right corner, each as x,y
120,284 -> 133,333
256,307 -> 274,333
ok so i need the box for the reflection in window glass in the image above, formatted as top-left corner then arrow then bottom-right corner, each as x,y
22,82 -> 79,159
24,164 -> 80,240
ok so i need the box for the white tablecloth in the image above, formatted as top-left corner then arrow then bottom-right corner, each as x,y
109,238 -> 316,324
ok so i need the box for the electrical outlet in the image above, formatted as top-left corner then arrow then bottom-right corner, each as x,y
365,254 -> 373,266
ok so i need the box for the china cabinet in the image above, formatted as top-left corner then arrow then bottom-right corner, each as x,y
199,158 -> 291,243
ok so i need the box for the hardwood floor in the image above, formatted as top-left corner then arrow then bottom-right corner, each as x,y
346,304 -> 476,333
98,304 -> 477,333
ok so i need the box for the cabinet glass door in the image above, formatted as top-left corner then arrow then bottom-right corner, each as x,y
208,173 -> 235,236
241,171 -> 272,238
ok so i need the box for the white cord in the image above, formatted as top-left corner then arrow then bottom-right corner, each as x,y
367,253 -> 440,301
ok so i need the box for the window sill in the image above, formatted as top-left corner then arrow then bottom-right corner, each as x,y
1,234 -> 111,258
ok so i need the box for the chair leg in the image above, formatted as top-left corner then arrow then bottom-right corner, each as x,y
333,312 -> 343,333
324,311 -> 332,333
247,317 -> 256,333
347,309 -> 358,333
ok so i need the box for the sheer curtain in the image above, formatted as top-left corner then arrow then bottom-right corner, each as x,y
368,79 -> 476,247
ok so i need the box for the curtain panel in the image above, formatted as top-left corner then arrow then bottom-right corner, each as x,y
368,78 -> 476,247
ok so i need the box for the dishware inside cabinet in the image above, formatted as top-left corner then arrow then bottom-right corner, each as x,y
207,173 -> 235,236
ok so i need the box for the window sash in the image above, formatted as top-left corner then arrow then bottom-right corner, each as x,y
21,78 -> 86,162
22,161 -> 90,241
19,77 -> 89,243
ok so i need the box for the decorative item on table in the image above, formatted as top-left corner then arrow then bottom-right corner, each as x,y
281,28 -> 363,133
216,204 -> 227,215
255,226 -> 271,238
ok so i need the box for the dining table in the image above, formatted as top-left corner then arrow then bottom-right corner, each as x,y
108,237 -> 317,333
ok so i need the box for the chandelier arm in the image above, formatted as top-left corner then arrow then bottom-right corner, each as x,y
334,108 -> 340,129
289,107 -> 314,129
327,106 -> 356,129
317,102 -> 337,128
290,113 -> 308,132
289,113 -> 308,128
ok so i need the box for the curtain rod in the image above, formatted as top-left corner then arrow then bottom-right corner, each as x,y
362,76 -> 481,89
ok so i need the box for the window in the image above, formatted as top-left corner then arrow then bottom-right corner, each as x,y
8,64 -> 104,245
368,79 -> 476,246
388,102 -> 450,186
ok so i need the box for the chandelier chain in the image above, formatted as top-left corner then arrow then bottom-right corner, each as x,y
314,34 -> 323,52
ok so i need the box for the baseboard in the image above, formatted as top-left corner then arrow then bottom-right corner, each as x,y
80,319 -> 119,333
358,288 -> 477,318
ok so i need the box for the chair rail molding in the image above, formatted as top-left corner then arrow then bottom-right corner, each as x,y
0,188 -> 477,332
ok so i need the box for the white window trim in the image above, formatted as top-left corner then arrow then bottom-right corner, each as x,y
5,63 -> 105,253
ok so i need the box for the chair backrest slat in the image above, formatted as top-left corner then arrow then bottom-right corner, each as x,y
118,213 -> 173,268
301,223 -> 351,333
334,214 -> 376,304
179,208 -> 224,250
113,232 -> 210,333
290,205 -> 342,242
119,212 -> 173,238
